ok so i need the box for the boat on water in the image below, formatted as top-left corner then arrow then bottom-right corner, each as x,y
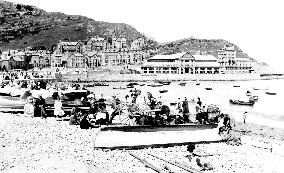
94,83 -> 109,86
157,81 -> 171,85
265,91 -> 277,95
140,83 -> 145,86
147,83 -> 163,87
233,85 -> 240,87
229,99 -> 255,106
252,87 -> 268,90
113,87 -> 127,90
159,90 -> 168,93
83,84 -> 95,87
250,95 -> 259,102
179,82 -> 186,86
127,82 -> 139,86
126,85 -> 134,88
205,87 -> 212,90
196,83 -> 200,85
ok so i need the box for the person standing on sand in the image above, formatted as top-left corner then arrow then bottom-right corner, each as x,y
182,97 -> 190,123
54,96 -> 64,118
24,96 -> 35,117
243,111 -> 247,124
197,97 -> 202,107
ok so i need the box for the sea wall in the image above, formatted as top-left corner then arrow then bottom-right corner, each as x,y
64,73 -> 262,82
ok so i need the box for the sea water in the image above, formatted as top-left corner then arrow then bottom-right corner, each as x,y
1,79 -> 283,123
87,79 -> 284,123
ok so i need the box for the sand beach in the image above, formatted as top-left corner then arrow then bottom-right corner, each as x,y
1,113 -> 284,173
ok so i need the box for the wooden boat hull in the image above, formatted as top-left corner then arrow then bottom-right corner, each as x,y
159,90 -> 168,93
94,124 -> 222,150
229,99 -> 254,106
265,92 -> 276,95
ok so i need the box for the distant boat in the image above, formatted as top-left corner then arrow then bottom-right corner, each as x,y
140,83 -> 145,86
157,81 -> 171,85
196,83 -> 200,86
205,87 -> 212,90
252,87 -> 268,90
233,85 -> 240,87
229,99 -> 254,106
127,82 -> 139,86
126,85 -> 134,88
83,84 -> 95,87
113,87 -> 127,90
250,95 -> 259,102
159,90 -> 168,93
179,82 -> 186,86
147,83 -> 163,87
265,91 -> 277,95
94,83 -> 109,86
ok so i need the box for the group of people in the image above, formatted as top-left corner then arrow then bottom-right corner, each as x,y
22,83 -> 234,133
24,94 -> 47,118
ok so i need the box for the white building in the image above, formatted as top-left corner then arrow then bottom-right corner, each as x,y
141,52 -> 220,74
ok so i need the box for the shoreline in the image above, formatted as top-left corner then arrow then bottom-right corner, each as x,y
64,73 -> 284,83
1,113 -> 284,172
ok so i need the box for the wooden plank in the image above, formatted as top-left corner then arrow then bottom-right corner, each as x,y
128,152 -> 169,173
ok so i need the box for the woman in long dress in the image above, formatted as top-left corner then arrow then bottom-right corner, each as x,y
54,96 -> 64,118
24,96 -> 35,117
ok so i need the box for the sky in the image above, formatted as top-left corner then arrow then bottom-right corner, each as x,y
8,0 -> 284,72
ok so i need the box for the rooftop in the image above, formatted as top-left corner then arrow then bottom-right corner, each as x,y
148,52 -> 188,60
193,54 -> 218,61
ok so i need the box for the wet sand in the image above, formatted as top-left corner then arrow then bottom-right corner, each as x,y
1,113 -> 284,173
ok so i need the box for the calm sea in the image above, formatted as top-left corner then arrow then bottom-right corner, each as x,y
87,79 -> 284,122
1,79 -> 283,122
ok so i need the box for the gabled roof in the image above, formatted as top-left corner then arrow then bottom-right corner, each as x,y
89,37 -> 105,42
60,42 -> 78,46
193,54 -> 218,61
148,52 -> 189,60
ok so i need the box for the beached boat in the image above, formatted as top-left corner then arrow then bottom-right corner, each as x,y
179,82 -> 186,86
229,99 -> 254,106
265,91 -> 277,95
159,90 -> 168,93
94,124 -> 221,150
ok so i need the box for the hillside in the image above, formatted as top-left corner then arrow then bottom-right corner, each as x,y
156,38 -> 253,60
0,0 -> 147,51
0,0 -> 254,61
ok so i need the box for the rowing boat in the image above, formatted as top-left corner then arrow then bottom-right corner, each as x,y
94,124 -> 222,150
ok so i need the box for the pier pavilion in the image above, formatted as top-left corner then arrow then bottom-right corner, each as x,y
141,52 -> 220,74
